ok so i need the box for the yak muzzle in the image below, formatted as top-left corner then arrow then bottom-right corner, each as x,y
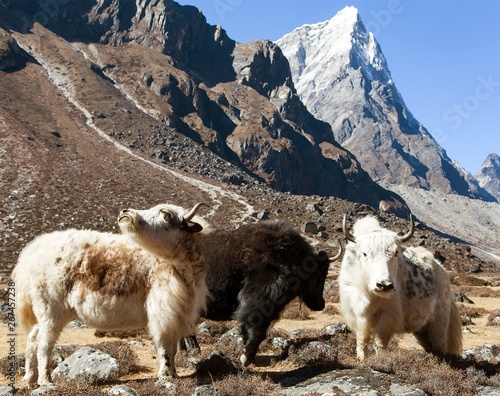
374,280 -> 395,293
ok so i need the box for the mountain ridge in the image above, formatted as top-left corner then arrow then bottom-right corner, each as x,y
0,0 -> 403,204
475,153 -> 500,201
276,6 -> 495,202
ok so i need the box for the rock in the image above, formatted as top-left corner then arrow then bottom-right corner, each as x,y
51,346 -> 119,383
476,386 -> 500,396
30,385 -> 58,395
306,203 -> 322,214
108,385 -> 137,396
154,379 -> 177,394
194,350 -> 239,377
192,384 -> 217,396
324,323 -> 349,336
389,383 -> 426,395
301,222 -> 318,234
463,345 -> 500,361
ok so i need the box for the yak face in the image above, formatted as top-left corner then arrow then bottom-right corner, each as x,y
351,234 -> 401,298
298,251 -> 330,311
342,215 -> 414,299
118,203 -> 205,257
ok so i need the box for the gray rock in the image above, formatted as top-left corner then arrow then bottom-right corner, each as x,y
389,383 -> 426,396
66,320 -> 87,329
330,375 -> 378,395
155,379 -> 177,393
192,384 -> 217,396
301,221 -> 318,234
108,385 -> 137,396
463,344 -> 500,361
477,386 -> 500,396
306,203 -> 321,214
271,336 -> 291,350
30,385 -> 58,395
324,323 -> 349,336
51,346 -> 119,383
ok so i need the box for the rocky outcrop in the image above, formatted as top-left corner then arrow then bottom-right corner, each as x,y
475,153 -> 500,201
276,6 -> 493,201
0,28 -> 31,71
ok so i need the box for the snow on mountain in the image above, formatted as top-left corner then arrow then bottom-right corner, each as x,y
276,6 -> 493,201
475,153 -> 500,201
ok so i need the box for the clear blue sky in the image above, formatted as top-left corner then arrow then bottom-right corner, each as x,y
176,0 -> 500,175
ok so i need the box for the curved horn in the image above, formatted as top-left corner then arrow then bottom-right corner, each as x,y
183,202 -> 207,221
398,214 -> 415,243
329,239 -> 344,262
342,214 -> 356,243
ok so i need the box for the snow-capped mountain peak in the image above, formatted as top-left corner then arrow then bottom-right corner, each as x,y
278,6 -> 392,92
475,153 -> 500,201
276,6 -> 494,201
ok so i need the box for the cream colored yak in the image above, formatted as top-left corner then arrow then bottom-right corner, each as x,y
12,203 -> 209,387
339,214 -> 462,360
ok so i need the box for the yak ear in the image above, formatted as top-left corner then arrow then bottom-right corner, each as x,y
179,221 -> 203,233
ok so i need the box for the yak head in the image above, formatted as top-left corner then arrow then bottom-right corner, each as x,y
118,202 -> 207,258
342,214 -> 414,298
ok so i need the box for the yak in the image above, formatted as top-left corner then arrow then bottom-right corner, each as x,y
181,220 -> 341,366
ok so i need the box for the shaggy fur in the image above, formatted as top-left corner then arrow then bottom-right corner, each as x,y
12,203 -> 208,387
183,221 -> 333,366
339,215 -> 462,360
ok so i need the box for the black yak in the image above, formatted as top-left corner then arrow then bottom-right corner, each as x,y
182,220 -> 341,366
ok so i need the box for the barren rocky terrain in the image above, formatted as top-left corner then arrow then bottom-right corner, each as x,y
0,1 -> 499,394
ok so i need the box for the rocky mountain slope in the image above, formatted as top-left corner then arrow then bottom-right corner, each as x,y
476,153 -> 500,201
0,0 -> 407,272
276,6 -> 494,202
0,0 -> 399,205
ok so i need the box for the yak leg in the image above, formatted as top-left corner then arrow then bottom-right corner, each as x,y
23,325 -> 39,386
355,320 -> 372,360
239,318 -> 270,367
374,331 -> 392,354
36,321 -> 65,386
178,335 -> 200,352
414,323 -> 447,354
155,340 -> 178,379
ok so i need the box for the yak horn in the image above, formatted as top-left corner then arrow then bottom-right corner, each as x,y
398,214 -> 415,243
183,202 -> 207,221
342,214 -> 356,243
329,239 -> 344,262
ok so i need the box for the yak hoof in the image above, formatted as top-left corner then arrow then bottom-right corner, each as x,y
240,353 -> 249,367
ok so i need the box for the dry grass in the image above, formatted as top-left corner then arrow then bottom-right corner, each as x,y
458,304 -> 490,319
4,327 -> 500,395
451,274 -> 491,287
280,299 -> 312,320
458,286 -> 500,298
